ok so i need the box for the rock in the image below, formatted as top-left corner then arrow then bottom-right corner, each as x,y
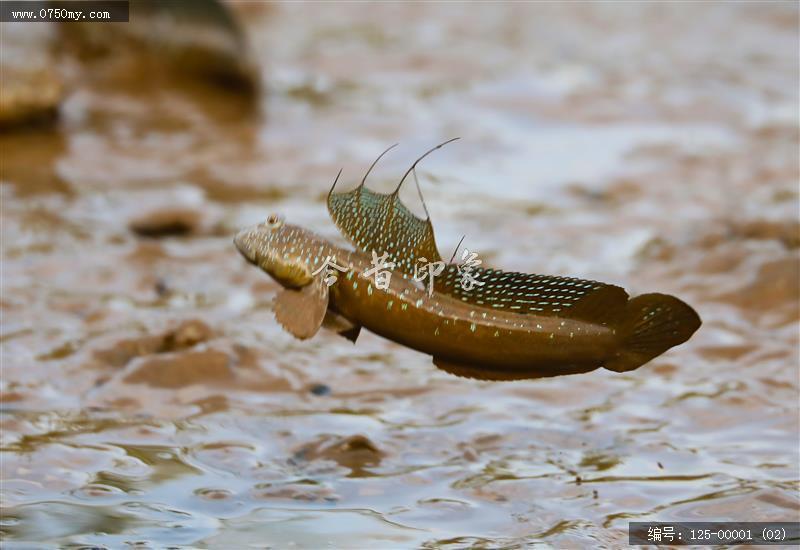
0,24 -> 63,130
94,319 -> 214,367
169,319 -> 215,349
128,207 -> 201,238
308,383 -> 331,396
732,219 -> 800,250
716,257 -> 799,315
293,435 -> 384,476
123,349 -> 234,388
0,66 -> 62,129
94,335 -> 165,368
60,0 -> 260,98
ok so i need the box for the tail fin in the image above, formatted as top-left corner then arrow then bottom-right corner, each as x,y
604,293 -> 701,372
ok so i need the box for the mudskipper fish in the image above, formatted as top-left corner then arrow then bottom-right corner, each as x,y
234,141 -> 701,381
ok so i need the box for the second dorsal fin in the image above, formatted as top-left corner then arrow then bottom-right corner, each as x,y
435,265 -> 629,324
327,141 -> 457,277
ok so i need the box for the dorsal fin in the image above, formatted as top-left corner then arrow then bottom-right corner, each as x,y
327,140 -> 458,277
435,265 -> 629,324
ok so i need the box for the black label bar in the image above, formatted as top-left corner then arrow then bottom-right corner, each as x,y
629,522 -> 800,545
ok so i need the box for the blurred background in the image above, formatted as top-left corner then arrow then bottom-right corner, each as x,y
1,1 -> 798,547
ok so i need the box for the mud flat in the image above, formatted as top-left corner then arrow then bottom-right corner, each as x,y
1,3 -> 798,547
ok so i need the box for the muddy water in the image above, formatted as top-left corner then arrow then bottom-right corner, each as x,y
1,3 -> 798,548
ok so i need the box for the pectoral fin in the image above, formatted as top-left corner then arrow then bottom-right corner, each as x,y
322,311 -> 362,343
273,276 -> 329,340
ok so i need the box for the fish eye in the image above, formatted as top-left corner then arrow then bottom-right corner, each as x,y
266,214 -> 284,229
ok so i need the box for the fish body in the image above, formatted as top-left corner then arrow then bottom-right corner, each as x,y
234,143 -> 701,381
234,221 -> 695,381
328,253 -> 617,380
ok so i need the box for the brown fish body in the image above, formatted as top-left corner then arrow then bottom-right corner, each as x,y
235,223 -> 639,380
234,142 -> 701,381
326,244 -> 619,379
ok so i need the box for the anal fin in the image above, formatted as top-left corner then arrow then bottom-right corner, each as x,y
432,357 -> 599,381
432,357 -> 534,381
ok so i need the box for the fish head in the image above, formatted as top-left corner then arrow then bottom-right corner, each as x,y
234,214 -> 320,289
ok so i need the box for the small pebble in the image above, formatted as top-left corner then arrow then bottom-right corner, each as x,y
309,383 -> 331,396
154,278 -> 169,297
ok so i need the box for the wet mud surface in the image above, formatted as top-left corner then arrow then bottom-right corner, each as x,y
1,3 -> 799,547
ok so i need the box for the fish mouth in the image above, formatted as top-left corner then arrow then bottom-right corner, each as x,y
233,228 -> 313,289
234,228 -> 258,264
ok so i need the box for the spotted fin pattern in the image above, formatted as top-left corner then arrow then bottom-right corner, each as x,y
604,293 -> 701,371
326,142 -> 627,323
327,185 -> 442,278
435,265 -> 629,323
